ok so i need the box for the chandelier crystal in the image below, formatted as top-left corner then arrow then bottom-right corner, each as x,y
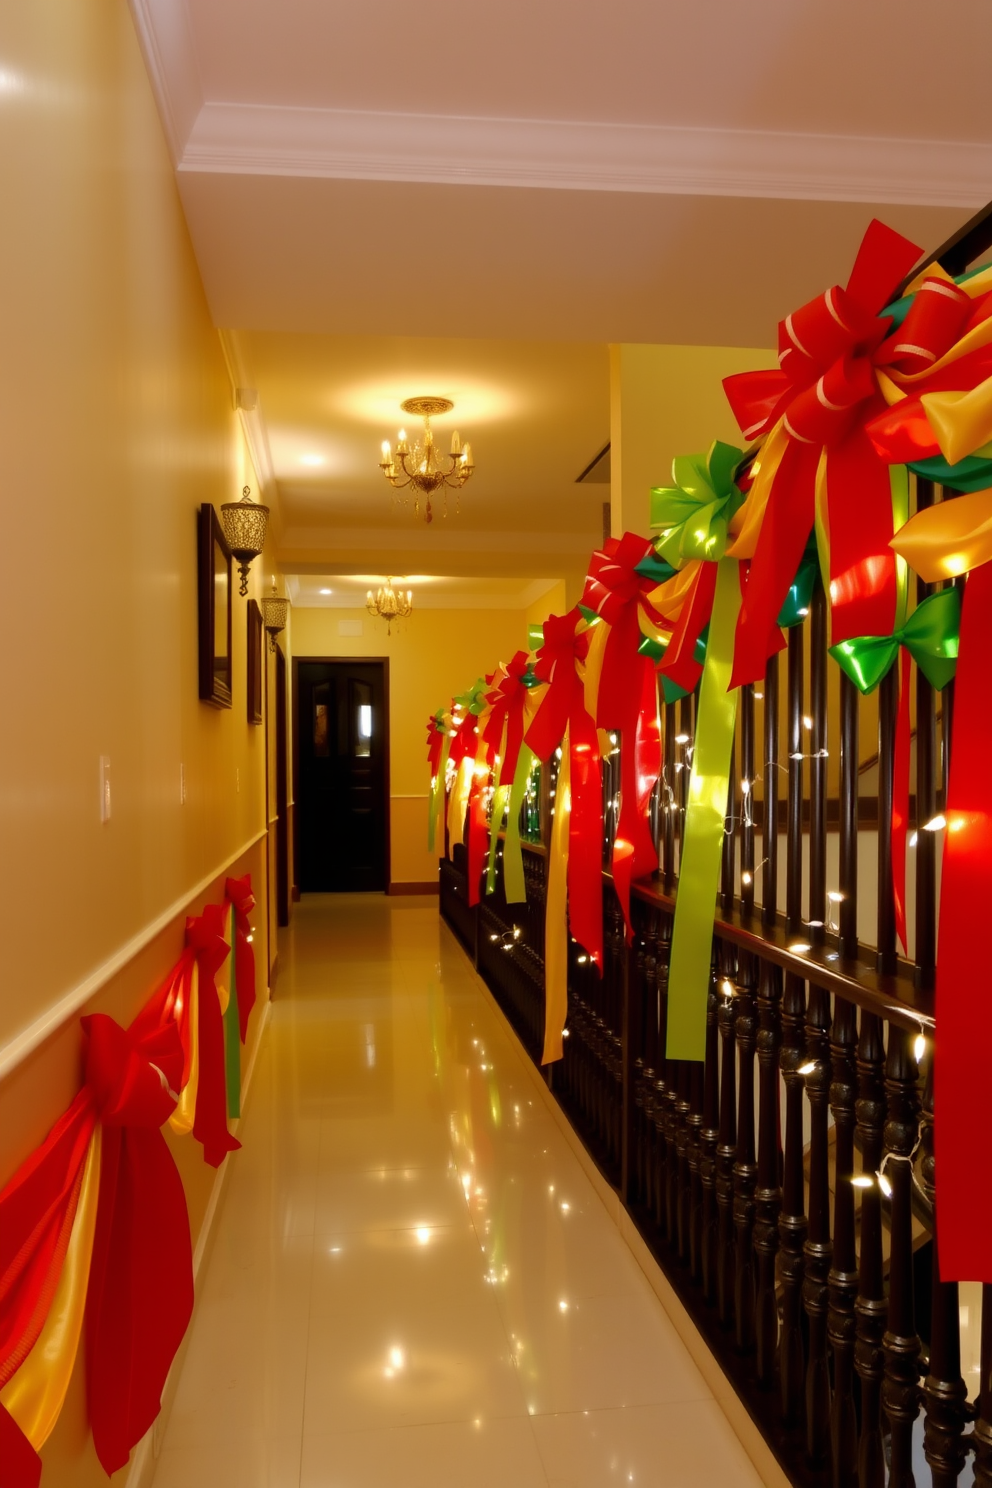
379,397 -> 474,524
365,578 -> 413,635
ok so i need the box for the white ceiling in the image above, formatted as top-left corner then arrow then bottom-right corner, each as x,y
287,574 -> 561,610
128,0 -> 992,591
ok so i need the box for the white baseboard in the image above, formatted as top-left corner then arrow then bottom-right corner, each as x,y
125,995 -> 273,1488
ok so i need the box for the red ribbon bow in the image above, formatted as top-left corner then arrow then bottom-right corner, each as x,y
723,219 -> 924,686
526,609 -> 605,968
185,905 -> 241,1169
483,651 -> 532,788
224,873 -> 257,1043
580,537 -> 665,937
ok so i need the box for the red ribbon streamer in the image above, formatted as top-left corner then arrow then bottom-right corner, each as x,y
483,651 -> 531,787
934,561 -> 992,1279
580,537 -> 664,937
81,1010 -> 193,1474
724,220 -> 924,686
225,874 -> 257,1042
526,610 -> 604,970
0,1405 -> 40,1488
185,906 -> 241,1168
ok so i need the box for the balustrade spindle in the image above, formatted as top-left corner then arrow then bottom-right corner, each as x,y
787,625 -> 804,935
733,953 -> 758,1354
663,700 -> 677,888
827,996 -> 859,1488
700,975 -> 721,1304
663,1047 -> 681,1248
920,1045 -> 970,1487
675,1058 -> 692,1262
754,960 -> 783,1386
762,654 -> 780,927
839,672 -> 860,960
779,971 -> 809,1426
716,965 -> 739,1327
881,1027 -> 923,1488
639,913 -> 660,1212
687,1058 -> 705,1280
803,984 -> 833,1464
915,477 -> 938,987
653,916 -> 673,1232
722,740 -> 737,916
809,583 -> 828,945
854,1012 -> 887,1488
877,665 -> 898,975
974,1286 -> 992,1487
741,682 -> 756,918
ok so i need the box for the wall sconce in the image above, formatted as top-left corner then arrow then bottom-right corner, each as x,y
221,487 -> 270,596
261,584 -> 289,652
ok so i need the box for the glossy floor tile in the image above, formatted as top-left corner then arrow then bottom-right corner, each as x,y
150,894 -> 765,1487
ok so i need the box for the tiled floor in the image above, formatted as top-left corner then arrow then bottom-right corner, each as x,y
150,894 -> 765,1488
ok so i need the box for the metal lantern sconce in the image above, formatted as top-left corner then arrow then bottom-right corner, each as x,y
221,486 -> 270,596
261,584 -> 289,652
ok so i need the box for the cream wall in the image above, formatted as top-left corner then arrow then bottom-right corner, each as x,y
290,606 -> 537,885
0,4 -> 276,1482
609,343 -> 778,538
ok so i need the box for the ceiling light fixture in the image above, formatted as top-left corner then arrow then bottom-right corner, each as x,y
220,486 -> 270,596
366,578 -> 413,635
379,397 -> 473,524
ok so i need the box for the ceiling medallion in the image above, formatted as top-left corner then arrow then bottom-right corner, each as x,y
365,577 -> 413,635
379,396 -> 474,524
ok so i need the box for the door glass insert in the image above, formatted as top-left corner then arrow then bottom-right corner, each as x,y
355,683 -> 372,757
313,681 -> 330,757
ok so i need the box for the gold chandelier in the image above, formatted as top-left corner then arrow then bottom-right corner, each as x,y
365,578 -> 413,635
379,397 -> 474,523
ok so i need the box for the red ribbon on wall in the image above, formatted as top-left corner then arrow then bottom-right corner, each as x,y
723,220 -> 924,686
580,537 -> 664,937
185,906 -> 241,1169
225,874 -> 257,1042
81,1010 -> 194,1474
934,560 -> 992,1279
526,610 -> 604,970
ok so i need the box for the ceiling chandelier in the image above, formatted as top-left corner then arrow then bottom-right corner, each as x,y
365,577 -> 413,635
379,397 -> 474,523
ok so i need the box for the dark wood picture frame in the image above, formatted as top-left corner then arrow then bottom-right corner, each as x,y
197,502 -> 233,708
247,598 -> 263,724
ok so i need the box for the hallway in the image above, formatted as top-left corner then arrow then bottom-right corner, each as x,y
150,895 -> 764,1488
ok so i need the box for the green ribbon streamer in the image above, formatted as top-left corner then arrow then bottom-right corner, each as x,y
650,442 -> 745,568
223,905 -> 241,1119
666,558 -> 742,1062
778,536 -> 819,628
909,451 -> 992,493
427,709 -> 449,854
830,586 -> 960,695
502,744 -> 534,904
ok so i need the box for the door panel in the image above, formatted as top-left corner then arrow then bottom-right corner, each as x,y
297,660 -> 387,892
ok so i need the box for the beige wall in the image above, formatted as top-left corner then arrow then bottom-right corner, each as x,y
0,4 -> 277,1482
609,343 -> 778,538
290,606 -> 538,885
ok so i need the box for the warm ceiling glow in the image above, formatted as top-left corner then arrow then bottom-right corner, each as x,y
299,453 -> 325,466
319,587 -> 332,595
337,380 -> 516,426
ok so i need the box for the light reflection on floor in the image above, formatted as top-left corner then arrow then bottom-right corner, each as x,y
150,894 -> 764,1487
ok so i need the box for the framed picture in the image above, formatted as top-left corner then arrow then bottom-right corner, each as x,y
197,503 -> 232,708
247,598 -> 263,724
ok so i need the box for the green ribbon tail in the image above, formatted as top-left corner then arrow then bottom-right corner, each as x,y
486,783 -> 510,894
503,744 -> 533,905
666,558 -> 742,1061
427,735 -> 450,853
224,905 -> 242,1119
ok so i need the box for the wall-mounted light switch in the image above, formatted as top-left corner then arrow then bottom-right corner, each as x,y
99,756 -> 111,823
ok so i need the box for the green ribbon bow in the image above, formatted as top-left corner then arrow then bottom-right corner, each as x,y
454,678 -> 490,715
830,586 -> 960,695
650,441 -> 745,568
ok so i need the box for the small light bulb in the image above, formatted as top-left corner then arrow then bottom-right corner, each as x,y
877,1171 -> 893,1199
827,890 -> 844,903
675,733 -> 690,745
923,814 -> 946,832
802,715 -> 813,730
851,1174 -> 874,1189
914,1031 -> 926,1063
797,1060 -> 816,1076
789,941 -> 811,955
741,870 -> 752,885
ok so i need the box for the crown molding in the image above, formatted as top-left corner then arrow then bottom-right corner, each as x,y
278,526 -> 598,555
179,101 -> 992,208
126,0 -> 203,162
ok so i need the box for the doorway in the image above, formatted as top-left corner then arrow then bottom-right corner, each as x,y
294,658 -> 389,893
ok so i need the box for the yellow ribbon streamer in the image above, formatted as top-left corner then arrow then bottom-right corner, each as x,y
891,487 -> 992,582
0,1130 -> 102,1448
446,753 -> 474,849
170,962 -> 199,1137
542,730 -> 571,1065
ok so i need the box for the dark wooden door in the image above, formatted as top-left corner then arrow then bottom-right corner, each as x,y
296,659 -> 387,892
